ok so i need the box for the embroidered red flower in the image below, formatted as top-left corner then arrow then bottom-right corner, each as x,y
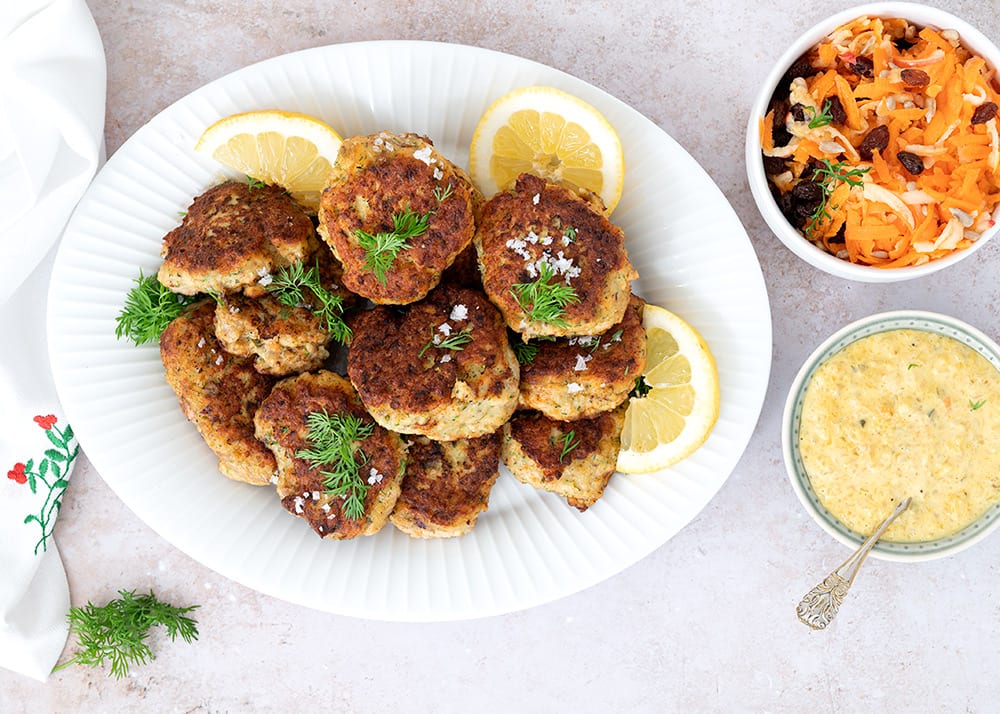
7,462 -> 27,485
34,414 -> 58,430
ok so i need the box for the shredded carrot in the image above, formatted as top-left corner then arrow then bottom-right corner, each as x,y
761,15 -> 1000,268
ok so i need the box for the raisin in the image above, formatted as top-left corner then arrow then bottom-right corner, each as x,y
971,102 -> 998,125
786,55 -> 815,80
849,56 -> 874,79
790,103 -> 807,121
893,37 -> 916,52
896,151 -> 924,175
900,69 -> 930,87
762,155 -> 787,175
859,125 -> 890,159
770,100 -> 792,147
827,95 -> 847,125
792,180 -> 823,203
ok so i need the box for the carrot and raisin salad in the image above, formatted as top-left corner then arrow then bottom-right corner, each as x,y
761,16 -> 1000,267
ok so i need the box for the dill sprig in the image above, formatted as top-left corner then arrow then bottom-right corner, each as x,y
510,262 -> 579,328
804,159 -> 871,238
807,99 -> 834,129
246,175 -> 266,191
52,590 -> 199,679
551,430 -> 581,463
970,399 -> 987,411
433,183 -> 454,203
418,326 -> 474,358
296,410 -> 375,520
512,336 -> 539,365
115,270 -> 196,346
355,208 -> 433,284
630,375 -> 652,399
267,261 -> 352,344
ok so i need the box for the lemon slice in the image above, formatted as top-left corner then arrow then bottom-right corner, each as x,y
616,305 -> 720,474
194,110 -> 343,211
469,86 -> 625,214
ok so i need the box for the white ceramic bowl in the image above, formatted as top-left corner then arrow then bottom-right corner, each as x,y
746,2 -> 1000,282
783,310 -> 1000,561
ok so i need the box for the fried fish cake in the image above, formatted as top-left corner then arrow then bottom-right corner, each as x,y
501,405 -> 626,511
213,250 -> 357,376
390,432 -> 501,538
519,295 -> 646,420
160,300 -> 277,485
254,370 -> 406,539
158,180 -> 317,297
475,173 -> 637,338
318,132 -> 481,305
347,284 -> 519,441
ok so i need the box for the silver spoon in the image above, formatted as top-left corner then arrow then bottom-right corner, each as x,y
796,497 -> 912,630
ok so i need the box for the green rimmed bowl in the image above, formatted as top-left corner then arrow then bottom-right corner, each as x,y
783,310 -> 1000,561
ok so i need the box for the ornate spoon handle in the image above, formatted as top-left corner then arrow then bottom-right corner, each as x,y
796,497 -> 912,630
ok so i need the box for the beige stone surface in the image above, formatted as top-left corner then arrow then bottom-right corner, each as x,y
4,0 -> 1000,710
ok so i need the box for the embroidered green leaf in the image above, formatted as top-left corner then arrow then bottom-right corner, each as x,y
46,449 -> 67,462
46,430 -> 64,450
39,460 -> 49,479
52,479 -> 69,489
63,425 -> 74,442
24,515 -> 39,525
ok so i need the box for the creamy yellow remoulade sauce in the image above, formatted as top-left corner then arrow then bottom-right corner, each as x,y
799,328 -> 1000,542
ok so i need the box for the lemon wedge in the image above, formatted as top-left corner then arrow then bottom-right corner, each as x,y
616,304 -> 720,474
194,109 -> 343,211
469,86 -> 625,214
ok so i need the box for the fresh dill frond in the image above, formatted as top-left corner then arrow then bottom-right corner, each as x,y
433,183 -> 454,203
630,375 -> 652,399
512,336 -> 539,365
419,326 -> 474,358
970,399 -> 987,411
296,410 -> 375,521
807,99 -> 834,129
804,159 -> 871,238
551,430 -> 581,463
246,176 -> 266,191
115,270 -> 196,346
563,226 -> 577,243
355,208 -> 433,284
267,261 -> 352,344
52,590 -> 199,679
510,261 -> 579,328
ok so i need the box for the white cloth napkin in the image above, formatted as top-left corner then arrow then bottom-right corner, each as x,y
0,0 -> 105,682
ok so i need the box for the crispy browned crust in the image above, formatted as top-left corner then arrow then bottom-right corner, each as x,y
317,132 -> 481,305
159,300 -> 277,485
474,173 -> 637,338
519,294 -> 646,419
389,431 -> 501,538
158,181 -> 317,296
213,248 -> 358,376
502,406 -> 626,511
347,284 -> 519,440
253,370 -> 406,539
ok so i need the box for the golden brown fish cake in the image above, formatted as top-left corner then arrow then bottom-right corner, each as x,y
213,249 -> 357,376
213,294 -> 329,376
501,405 -> 626,511
159,300 -> 277,485
254,370 -> 406,539
519,295 -> 646,420
475,173 -> 637,338
317,132 -> 481,305
389,432 -> 501,538
158,181 -> 317,297
347,284 -> 519,441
